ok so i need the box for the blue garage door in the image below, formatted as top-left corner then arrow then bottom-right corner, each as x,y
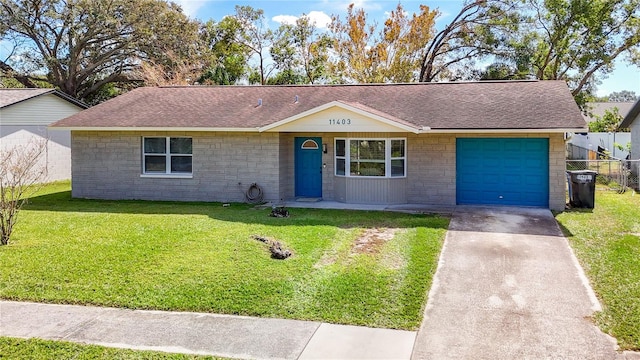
456,138 -> 549,207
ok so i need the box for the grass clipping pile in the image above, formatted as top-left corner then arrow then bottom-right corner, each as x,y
251,235 -> 292,259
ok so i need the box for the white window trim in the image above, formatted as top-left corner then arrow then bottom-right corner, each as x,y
389,138 -> 407,178
142,137 -> 193,176
335,138 -> 406,178
140,173 -> 193,179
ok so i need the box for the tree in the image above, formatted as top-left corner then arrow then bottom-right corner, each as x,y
0,138 -> 48,245
608,90 -> 639,102
479,62 -> 531,80
588,107 -> 628,132
199,17 -> 252,85
0,0 -> 201,101
419,0 -> 521,82
271,15 -> 332,84
513,0 -> 640,97
229,5 -> 274,85
133,50 -> 206,87
329,3 -> 438,83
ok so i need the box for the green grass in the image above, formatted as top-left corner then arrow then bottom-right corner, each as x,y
0,337 -> 224,359
555,190 -> 640,350
0,181 -> 448,330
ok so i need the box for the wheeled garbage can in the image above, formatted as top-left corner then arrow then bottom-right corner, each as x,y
566,170 -> 597,208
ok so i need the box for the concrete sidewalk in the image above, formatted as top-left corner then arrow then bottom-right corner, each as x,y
0,300 -> 415,359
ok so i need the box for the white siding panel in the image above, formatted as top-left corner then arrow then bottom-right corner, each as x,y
345,178 -> 407,204
0,94 -> 83,126
0,128 -> 71,181
631,116 -> 640,176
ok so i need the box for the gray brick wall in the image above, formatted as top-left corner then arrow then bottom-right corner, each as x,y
71,131 -> 280,202
72,131 -> 566,210
406,134 -> 456,205
406,133 -> 567,211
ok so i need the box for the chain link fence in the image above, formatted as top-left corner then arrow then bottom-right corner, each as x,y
566,160 -> 640,192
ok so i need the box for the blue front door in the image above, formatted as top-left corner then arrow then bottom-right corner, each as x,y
295,137 -> 322,197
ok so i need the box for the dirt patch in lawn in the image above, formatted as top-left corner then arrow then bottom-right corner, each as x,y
351,228 -> 399,255
314,228 -> 401,268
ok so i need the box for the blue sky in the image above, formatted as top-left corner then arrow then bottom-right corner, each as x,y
173,0 -> 640,97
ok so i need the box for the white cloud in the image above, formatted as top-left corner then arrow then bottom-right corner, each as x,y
322,0 -> 383,12
173,0 -> 207,18
272,11 -> 332,29
307,11 -> 332,29
383,9 -> 408,18
272,14 -> 299,26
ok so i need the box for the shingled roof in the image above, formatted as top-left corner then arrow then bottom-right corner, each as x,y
0,88 -> 87,109
619,98 -> 640,129
50,80 -> 586,131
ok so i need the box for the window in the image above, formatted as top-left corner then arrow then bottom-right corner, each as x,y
301,139 -> 319,149
143,137 -> 192,175
335,139 -> 346,175
335,138 -> 405,177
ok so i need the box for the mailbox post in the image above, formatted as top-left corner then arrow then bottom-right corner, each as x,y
566,170 -> 598,208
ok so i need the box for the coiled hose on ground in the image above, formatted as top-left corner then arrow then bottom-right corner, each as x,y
245,183 -> 264,203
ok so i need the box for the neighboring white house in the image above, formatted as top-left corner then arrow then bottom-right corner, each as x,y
581,102 -> 635,124
568,102 -> 636,160
620,99 -> 640,176
568,132 -> 631,160
0,88 -> 87,181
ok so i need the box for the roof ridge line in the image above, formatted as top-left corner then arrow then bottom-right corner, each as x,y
156,80 -> 542,89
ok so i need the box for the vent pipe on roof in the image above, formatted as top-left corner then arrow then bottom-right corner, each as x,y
294,95 -> 299,104
256,98 -> 262,107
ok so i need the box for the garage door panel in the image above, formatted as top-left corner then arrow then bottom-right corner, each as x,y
503,158 -> 523,168
523,174 -> 545,186
456,138 -> 549,207
503,174 -> 522,185
504,140 -> 523,152
482,174 -> 501,184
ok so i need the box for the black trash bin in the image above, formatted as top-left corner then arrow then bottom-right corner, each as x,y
566,170 -> 597,208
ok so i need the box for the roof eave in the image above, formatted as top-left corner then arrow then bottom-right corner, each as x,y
50,126 -> 584,134
52,90 -> 89,109
0,89 -> 88,109
48,126 -> 261,132
619,99 -> 640,129
427,128 -> 586,133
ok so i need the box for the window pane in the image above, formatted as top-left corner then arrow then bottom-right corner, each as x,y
171,156 -> 192,173
170,138 -> 192,154
301,139 -> 319,149
335,139 -> 346,157
351,140 -> 385,160
391,159 -> 405,177
391,140 -> 405,158
145,156 -> 166,172
144,138 -> 166,154
336,158 -> 345,175
350,162 -> 384,176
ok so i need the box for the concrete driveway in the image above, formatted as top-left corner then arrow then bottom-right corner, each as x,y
412,207 -> 620,360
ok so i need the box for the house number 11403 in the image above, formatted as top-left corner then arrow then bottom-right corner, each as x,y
329,118 -> 351,125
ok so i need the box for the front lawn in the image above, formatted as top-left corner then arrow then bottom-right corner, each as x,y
0,182 -> 448,330
555,190 -> 640,350
0,337 -> 222,360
